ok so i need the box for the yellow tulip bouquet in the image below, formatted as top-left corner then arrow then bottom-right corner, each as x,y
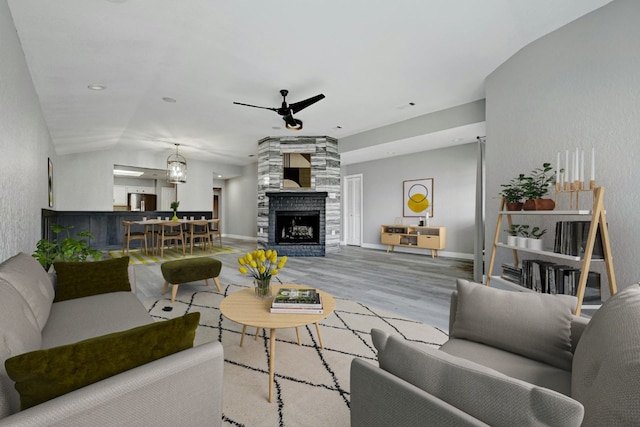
238,249 -> 287,298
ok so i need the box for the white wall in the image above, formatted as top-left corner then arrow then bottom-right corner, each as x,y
225,164 -> 258,239
0,0 -> 55,262
55,149 -> 243,212
343,143 -> 477,258
485,0 -> 640,291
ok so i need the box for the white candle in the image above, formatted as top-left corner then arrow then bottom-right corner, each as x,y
565,150 -> 569,185
556,151 -> 560,184
575,148 -> 579,181
580,150 -> 584,182
590,147 -> 595,181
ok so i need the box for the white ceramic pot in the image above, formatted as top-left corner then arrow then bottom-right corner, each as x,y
516,236 -> 528,248
527,238 -> 543,251
507,235 -> 517,246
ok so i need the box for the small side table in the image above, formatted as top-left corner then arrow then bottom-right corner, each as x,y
220,284 -> 336,402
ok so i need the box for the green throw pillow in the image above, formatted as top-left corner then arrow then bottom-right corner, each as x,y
5,312 -> 200,410
54,256 -> 131,302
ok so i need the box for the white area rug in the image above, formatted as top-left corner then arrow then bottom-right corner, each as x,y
144,283 -> 449,426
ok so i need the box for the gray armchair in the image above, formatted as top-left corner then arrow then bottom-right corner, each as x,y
351,279 -> 640,426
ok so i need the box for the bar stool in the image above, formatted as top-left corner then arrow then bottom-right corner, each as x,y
122,221 -> 148,255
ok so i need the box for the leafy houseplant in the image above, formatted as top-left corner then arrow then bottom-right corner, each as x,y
499,176 -> 526,211
530,226 -> 547,239
527,226 -> 547,250
521,163 -> 557,210
170,201 -> 180,221
504,224 -> 519,246
238,249 -> 287,299
32,224 -> 102,270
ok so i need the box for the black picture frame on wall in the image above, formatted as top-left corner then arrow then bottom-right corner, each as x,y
403,178 -> 433,218
48,157 -> 53,207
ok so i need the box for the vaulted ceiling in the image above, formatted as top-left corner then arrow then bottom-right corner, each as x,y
7,0 -> 612,166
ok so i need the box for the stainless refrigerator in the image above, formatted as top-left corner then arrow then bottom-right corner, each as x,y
127,193 -> 157,211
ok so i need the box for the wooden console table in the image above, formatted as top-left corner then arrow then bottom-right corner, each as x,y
380,225 -> 446,258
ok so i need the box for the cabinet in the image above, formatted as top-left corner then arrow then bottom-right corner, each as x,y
380,225 -> 446,258
113,186 -> 127,206
486,187 -> 617,315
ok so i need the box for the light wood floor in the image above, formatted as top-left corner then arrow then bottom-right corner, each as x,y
132,238 -> 474,330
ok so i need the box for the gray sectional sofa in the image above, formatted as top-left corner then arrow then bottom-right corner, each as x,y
351,278 -> 640,426
0,252 -> 223,426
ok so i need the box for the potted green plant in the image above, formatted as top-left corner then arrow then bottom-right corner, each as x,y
527,226 -> 546,250
521,163 -> 557,210
504,224 -> 519,246
516,224 -> 529,248
170,201 -> 180,221
499,176 -> 526,211
32,224 -> 103,270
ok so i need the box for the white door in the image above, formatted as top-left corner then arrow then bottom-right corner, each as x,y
344,174 -> 363,246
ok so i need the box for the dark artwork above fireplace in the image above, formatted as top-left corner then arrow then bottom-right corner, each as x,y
276,211 -> 320,244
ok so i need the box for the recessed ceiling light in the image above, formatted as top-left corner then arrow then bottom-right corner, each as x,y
217,175 -> 222,178
88,84 -> 106,91
162,97 -> 177,103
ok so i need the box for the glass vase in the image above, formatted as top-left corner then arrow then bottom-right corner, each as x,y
254,277 -> 272,299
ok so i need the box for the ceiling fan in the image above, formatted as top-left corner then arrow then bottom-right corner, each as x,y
233,89 -> 325,130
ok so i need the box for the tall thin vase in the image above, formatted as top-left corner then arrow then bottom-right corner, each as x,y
254,277 -> 272,299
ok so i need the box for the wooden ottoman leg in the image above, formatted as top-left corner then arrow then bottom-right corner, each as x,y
162,280 -> 169,295
213,277 -> 222,292
171,284 -> 179,303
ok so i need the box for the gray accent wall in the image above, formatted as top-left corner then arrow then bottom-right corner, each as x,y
0,0 -> 55,261
485,0 -> 640,293
342,142 -> 477,258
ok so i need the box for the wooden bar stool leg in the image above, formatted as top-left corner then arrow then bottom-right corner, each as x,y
295,327 -> 301,345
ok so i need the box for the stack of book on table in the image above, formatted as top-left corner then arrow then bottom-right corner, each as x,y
270,288 -> 323,314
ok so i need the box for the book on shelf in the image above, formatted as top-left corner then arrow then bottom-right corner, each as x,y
553,221 -> 604,259
501,264 -> 522,285
270,306 -> 324,314
272,288 -> 322,308
519,259 -> 601,300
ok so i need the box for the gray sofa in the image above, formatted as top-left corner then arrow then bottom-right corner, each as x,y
0,252 -> 224,426
351,278 -> 640,426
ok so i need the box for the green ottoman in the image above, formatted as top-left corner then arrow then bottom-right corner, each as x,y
161,257 -> 222,303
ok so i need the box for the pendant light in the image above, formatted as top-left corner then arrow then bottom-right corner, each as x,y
167,143 -> 187,184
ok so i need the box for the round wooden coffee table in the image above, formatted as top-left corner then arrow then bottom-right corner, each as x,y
220,283 -> 336,402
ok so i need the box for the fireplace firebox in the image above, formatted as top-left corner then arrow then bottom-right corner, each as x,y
266,191 -> 327,256
276,211 -> 320,244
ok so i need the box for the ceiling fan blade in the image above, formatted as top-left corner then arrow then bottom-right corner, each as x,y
289,94 -> 325,114
233,101 -> 278,112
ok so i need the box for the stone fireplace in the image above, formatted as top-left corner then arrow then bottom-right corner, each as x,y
257,136 -> 340,256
